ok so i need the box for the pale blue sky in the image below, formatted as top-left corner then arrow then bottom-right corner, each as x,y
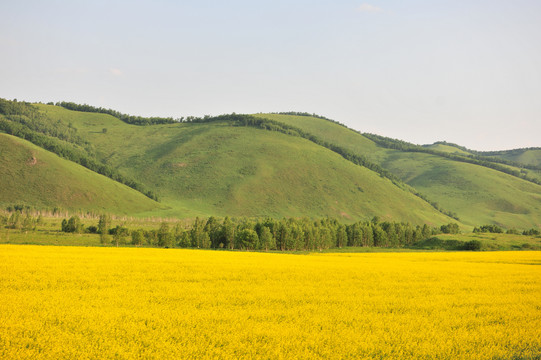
1,0 -> 540,150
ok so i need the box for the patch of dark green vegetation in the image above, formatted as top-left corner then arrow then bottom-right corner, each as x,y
411,237 -> 483,251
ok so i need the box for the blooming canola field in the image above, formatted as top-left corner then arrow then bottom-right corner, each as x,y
0,245 -> 540,359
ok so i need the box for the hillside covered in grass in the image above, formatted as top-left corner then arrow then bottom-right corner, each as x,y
1,99 -> 539,229
0,133 -> 161,214
255,114 -> 541,229
30,104 -> 452,224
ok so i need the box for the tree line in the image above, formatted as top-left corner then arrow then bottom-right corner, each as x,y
56,101 -> 179,125
56,215 -> 540,250
474,224 -> 540,236
58,215 -> 466,250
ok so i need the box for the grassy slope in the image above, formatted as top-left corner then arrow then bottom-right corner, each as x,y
490,149 -> 541,167
423,143 -> 471,155
426,144 -> 541,183
35,105 -> 452,224
0,133 -> 161,214
255,114 -> 541,229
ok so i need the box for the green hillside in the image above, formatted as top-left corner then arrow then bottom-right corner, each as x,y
254,114 -> 541,229
423,143 -> 541,183
2,100 -> 539,229
423,143 -> 471,155
480,148 -> 541,168
0,133 -> 161,214
31,104 -> 452,224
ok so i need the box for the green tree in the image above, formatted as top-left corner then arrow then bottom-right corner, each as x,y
158,222 -> 173,247
131,229 -> 144,246
205,217 -> 223,248
222,217 -> 235,249
191,217 -> 210,248
21,214 -> 36,232
62,216 -> 83,233
259,226 -> 274,251
235,229 -> 259,250
111,226 -> 129,247
336,224 -> 347,248
8,212 -> 22,229
98,215 -> 111,244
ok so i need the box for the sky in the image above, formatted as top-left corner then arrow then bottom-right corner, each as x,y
1,0 -> 540,151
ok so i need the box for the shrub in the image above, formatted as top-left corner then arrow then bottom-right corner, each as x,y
462,240 -> 482,251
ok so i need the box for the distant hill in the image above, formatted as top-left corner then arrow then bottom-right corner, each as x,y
255,114 -> 541,229
1,99 -> 539,229
479,148 -> 541,168
27,104 -> 451,224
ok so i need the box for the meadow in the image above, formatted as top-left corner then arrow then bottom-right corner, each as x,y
1,245 -> 539,359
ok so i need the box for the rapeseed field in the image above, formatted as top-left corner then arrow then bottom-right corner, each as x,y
0,245 -> 539,359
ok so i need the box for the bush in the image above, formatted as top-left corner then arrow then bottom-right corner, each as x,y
410,237 -> 463,250
522,228 -> 540,236
473,225 -> 503,234
462,240 -> 482,251
61,216 -> 83,233
86,225 -> 98,234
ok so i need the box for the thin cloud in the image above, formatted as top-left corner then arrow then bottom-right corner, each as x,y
109,68 -> 123,76
357,3 -> 383,13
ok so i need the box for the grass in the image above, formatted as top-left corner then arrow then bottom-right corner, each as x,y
34,105 -> 453,224
423,143 -> 472,155
255,114 -> 541,229
0,133 -> 162,215
430,232 -> 541,251
487,148 -> 541,167
1,245 -> 539,359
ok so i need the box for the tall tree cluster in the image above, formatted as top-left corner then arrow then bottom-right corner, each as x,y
73,216 -> 456,251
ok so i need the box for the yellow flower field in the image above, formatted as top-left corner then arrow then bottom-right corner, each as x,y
0,245 -> 540,359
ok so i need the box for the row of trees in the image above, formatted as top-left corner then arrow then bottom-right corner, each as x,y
0,212 -> 43,231
61,215 -> 461,251
56,102 -> 179,125
474,224 -> 540,236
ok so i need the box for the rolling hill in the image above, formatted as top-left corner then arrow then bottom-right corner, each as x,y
254,113 -> 541,229
0,133 -> 161,214
1,99 -> 539,229
30,104 -> 452,224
